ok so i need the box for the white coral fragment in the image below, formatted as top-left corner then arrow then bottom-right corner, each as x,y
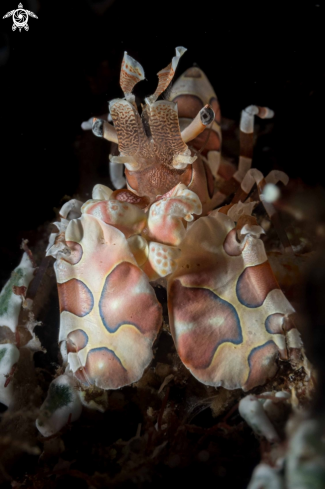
286,417 -> 325,489
0,343 -> 20,407
60,341 -> 68,365
239,394 -> 280,443
24,312 -> 45,354
247,463 -> 285,489
262,391 -> 291,423
36,374 -> 82,437
0,253 -> 35,333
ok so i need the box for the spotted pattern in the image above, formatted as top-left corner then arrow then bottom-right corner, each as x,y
99,262 -> 162,334
150,47 -> 185,102
144,242 -> 180,279
58,279 -> 94,317
265,313 -> 284,334
170,280 -> 242,369
82,199 -> 147,238
53,58 -> 300,394
155,64 -> 175,99
120,70 -> 140,95
111,189 -> 150,209
75,347 -> 129,390
168,212 -> 297,390
110,63 -> 224,206
147,184 -> 202,246
126,164 -> 185,201
55,214 -> 162,391
243,341 -> 279,391
236,262 -> 280,308
120,53 -> 145,94
67,329 -> 88,353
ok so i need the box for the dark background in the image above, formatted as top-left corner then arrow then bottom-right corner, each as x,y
0,0 -> 324,280
0,3 -> 324,486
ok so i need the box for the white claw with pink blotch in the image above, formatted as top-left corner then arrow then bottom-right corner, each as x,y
146,184 -> 202,246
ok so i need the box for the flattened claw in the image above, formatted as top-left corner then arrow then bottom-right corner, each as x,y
168,211 -> 299,390
55,214 -> 162,390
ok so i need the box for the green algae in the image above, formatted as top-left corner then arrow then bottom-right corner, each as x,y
0,268 -> 24,316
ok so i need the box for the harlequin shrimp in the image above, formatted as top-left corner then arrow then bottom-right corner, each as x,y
5,47 -> 301,436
